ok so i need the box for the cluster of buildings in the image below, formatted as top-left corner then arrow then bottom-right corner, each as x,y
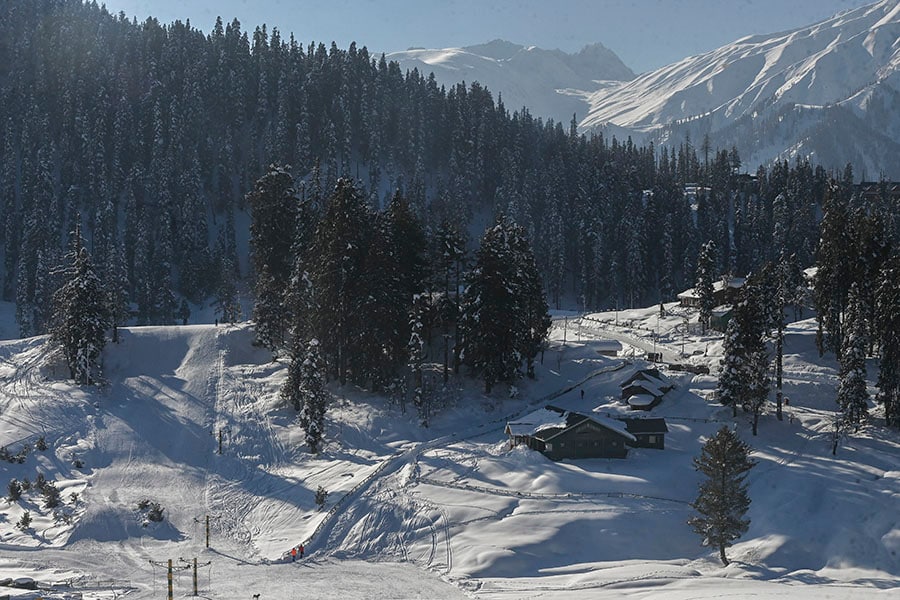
505,368 -> 674,461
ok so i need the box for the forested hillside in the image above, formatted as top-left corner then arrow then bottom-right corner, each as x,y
0,0 -> 846,338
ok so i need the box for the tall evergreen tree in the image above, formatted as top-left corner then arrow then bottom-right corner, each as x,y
814,181 -> 852,358
50,224 -> 108,385
248,164 -> 298,349
695,240 -> 717,332
833,283 -> 869,454
875,257 -> 900,429
716,275 -> 770,434
688,426 -> 755,566
298,338 -> 328,453
309,178 -> 372,384
459,217 -> 550,393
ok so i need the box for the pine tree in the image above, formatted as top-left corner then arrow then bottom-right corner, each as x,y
297,339 -> 328,453
695,240 -> 717,332
875,257 -> 900,428
833,283 -> 869,454
50,224 -> 109,385
814,181 -> 852,358
459,217 -> 550,393
309,178 -> 372,384
248,165 -> 298,350
688,426 -> 755,566
716,275 -> 770,434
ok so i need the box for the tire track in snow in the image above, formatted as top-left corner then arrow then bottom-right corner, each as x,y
300,361 -> 630,571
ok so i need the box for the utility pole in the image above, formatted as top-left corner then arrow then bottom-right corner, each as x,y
149,559 -> 191,600
217,427 -> 231,455
195,514 -> 221,548
179,558 -> 211,596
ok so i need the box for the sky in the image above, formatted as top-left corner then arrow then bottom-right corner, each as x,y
97,0 -> 876,73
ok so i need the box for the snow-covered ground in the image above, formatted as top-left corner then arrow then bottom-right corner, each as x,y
0,301 -> 897,599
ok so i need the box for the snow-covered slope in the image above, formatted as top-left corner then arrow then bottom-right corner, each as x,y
582,0 -> 900,177
0,310 -> 898,599
389,40 -> 634,125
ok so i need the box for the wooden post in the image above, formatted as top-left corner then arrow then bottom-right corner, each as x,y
192,557 -> 198,596
206,515 -> 210,548
167,559 -> 173,600
218,429 -> 223,455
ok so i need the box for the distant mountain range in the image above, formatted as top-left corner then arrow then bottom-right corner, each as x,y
388,40 -> 635,126
392,0 -> 900,178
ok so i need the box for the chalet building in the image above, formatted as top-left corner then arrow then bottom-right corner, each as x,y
505,406 -> 636,460
677,276 -> 745,309
619,417 -> 669,449
595,339 -> 623,357
506,406 -> 671,460
620,368 -> 674,411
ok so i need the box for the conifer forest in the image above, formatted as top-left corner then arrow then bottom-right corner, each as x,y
3,1 -> 900,426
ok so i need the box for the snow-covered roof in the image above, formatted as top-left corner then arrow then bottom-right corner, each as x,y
505,407 -> 568,437
677,276 -> 746,300
622,369 -> 671,390
506,407 -> 636,442
595,339 -> 623,351
622,380 -> 663,397
627,394 -> 658,408
589,415 -> 637,442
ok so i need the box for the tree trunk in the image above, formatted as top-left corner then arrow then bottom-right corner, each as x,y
719,544 -> 729,566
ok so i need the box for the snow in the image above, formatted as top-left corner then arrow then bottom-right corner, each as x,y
0,298 -> 897,599
388,40 -> 633,127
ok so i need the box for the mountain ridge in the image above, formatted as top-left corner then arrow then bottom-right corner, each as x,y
388,39 -> 634,124
580,0 -> 900,176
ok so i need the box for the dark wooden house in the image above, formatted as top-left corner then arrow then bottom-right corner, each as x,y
620,418 -> 669,449
620,368 -> 674,411
506,406 -> 636,460
677,276 -> 745,308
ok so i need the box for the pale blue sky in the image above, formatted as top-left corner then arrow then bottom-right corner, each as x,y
99,0 -> 875,73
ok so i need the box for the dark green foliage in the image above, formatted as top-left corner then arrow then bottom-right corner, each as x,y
716,273 -> 770,435
814,182 -> 853,357
695,241 -> 717,332
0,0 -> 840,327
315,485 -> 328,510
35,436 -> 48,452
17,511 -> 31,530
40,480 -> 61,509
248,165 -> 298,350
308,179 -> 373,384
291,339 -> 329,453
7,479 -> 21,502
137,499 -> 165,523
50,224 -> 109,386
875,257 -> 900,428
833,283 -> 869,454
459,217 -> 550,393
688,426 -> 755,566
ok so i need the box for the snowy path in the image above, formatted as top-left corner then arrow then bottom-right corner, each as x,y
305,360 -> 631,571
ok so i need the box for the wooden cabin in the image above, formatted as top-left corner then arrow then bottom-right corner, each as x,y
620,418 -> 669,449
506,406 -> 636,460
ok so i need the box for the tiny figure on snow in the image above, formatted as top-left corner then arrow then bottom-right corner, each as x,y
299,543 -> 305,559
580,389 -> 585,400
290,546 -> 297,562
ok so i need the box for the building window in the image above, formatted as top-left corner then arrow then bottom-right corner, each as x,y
546,443 -> 553,451
648,435 -> 657,444
559,442 -> 565,448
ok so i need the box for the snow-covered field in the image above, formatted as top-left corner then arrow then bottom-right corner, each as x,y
0,300 -> 897,599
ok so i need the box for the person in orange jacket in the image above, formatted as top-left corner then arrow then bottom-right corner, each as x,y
290,547 -> 297,562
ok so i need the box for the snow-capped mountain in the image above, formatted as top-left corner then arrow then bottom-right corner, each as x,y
582,0 -> 900,177
388,40 -> 634,126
